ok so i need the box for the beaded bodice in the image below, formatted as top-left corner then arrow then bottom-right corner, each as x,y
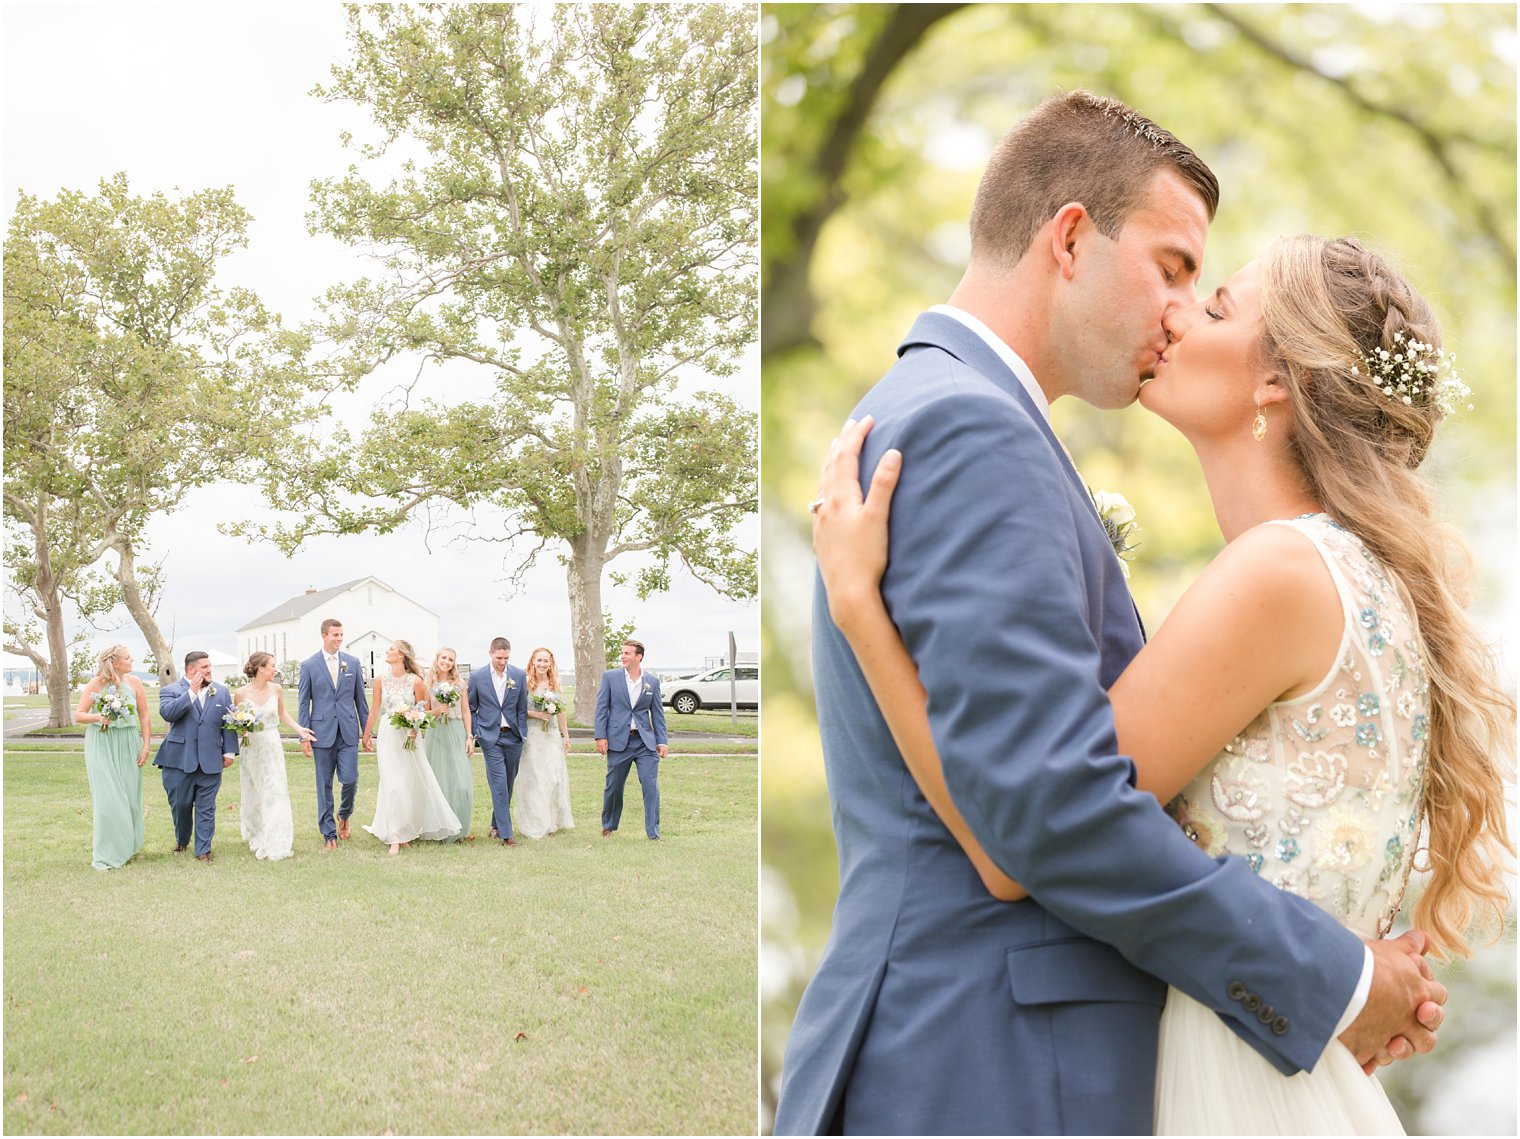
381,672 -> 420,714
1165,515 -> 1428,937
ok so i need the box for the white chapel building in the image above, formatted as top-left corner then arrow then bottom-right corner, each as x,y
237,577 -> 441,680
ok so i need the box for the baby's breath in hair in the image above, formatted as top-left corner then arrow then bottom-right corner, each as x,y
1350,331 -> 1471,417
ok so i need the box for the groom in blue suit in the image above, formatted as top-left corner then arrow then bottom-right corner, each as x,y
297,619 -> 369,850
773,92 -> 1442,1135
468,636 -> 529,845
594,639 -> 668,840
154,650 -> 239,861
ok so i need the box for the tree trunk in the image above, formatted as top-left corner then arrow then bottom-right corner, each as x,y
32,506 -> 76,728
110,541 -> 177,684
565,543 -> 608,726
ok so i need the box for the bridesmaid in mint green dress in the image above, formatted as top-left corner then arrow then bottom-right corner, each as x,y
73,644 -> 150,870
425,647 -> 474,841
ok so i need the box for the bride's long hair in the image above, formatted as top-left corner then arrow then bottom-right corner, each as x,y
391,640 -> 423,678
1260,234 -> 1515,958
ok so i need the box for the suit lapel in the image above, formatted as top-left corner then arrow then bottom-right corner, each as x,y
899,313 -> 1103,528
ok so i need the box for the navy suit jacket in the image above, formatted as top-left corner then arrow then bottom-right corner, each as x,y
772,313 -> 1365,1135
296,650 -> 369,749
154,679 -> 239,774
594,669 -> 667,752
468,665 -> 528,746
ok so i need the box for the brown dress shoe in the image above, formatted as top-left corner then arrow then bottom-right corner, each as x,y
337,818 -> 350,840
503,837 -> 520,847
601,828 -> 613,837
196,853 -> 212,863
172,844 -> 188,853
324,838 -> 337,851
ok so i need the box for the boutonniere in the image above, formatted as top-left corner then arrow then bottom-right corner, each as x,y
1091,489 -> 1140,578
642,683 -> 652,695
505,677 -> 516,690
339,660 -> 350,674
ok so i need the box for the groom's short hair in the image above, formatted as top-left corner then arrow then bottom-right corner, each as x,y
320,618 -> 343,634
183,650 -> 208,669
969,90 -> 1219,270
490,637 -> 511,652
623,639 -> 645,658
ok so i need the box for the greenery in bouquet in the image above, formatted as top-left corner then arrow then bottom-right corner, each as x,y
530,689 -> 564,732
90,685 -> 136,726
222,701 -> 265,741
431,681 -> 461,717
388,703 -> 435,750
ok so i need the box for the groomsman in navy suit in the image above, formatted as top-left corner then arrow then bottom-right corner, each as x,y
595,639 -> 668,840
154,650 -> 239,861
297,618 -> 369,850
468,636 -> 529,845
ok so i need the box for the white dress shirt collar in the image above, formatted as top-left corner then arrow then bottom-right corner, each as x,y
929,304 -> 1051,425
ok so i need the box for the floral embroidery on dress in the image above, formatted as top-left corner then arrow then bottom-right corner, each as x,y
1166,515 -> 1427,937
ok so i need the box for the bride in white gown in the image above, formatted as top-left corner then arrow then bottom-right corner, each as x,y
809,235 -> 1513,1134
232,652 -> 315,861
516,646 -> 575,839
360,639 -> 461,854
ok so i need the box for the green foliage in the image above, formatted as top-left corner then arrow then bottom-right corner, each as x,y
3,174 -> 320,691
603,610 -> 639,669
239,4 -> 759,720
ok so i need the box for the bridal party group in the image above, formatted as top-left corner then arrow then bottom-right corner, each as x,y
72,618 -> 672,869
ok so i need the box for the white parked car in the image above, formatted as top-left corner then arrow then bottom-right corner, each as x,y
663,665 -> 758,714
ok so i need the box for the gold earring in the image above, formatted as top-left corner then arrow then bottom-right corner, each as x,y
1252,409 -> 1267,442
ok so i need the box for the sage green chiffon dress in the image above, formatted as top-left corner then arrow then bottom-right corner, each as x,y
424,709 -> 473,841
84,718 -> 145,870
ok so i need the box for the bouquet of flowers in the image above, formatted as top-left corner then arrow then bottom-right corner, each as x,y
531,689 -> 563,733
222,701 -> 266,742
431,681 -> 461,717
388,703 -> 435,750
91,685 -> 135,727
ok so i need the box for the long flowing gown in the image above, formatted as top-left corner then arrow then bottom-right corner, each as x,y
363,673 -> 461,844
1154,515 -> 1420,1135
424,705 -> 472,841
83,690 -> 145,870
516,691 -> 575,839
237,692 -> 294,861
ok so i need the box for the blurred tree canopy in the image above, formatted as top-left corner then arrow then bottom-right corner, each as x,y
759,4 -> 1516,1132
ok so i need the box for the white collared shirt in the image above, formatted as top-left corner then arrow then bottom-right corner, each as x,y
929,304 -> 1052,425
492,668 -> 512,728
624,669 -> 643,719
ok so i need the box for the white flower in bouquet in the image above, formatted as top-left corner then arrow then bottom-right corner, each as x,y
531,689 -> 563,732
388,703 -> 435,750
91,685 -> 136,726
222,701 -> 265,741
431,681 -> 461,717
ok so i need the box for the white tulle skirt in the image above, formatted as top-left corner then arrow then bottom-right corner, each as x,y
1155,986 -> 1406,1135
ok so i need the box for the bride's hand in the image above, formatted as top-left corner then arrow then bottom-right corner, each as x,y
812,416 -> 902,632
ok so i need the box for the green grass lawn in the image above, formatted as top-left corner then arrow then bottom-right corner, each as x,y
3,742 -> 758,1135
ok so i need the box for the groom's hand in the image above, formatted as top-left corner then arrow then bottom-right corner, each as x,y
301,741 -> 312,758
1339,930 -> 1446,1074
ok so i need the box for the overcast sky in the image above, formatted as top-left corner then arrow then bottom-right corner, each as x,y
3,3 -> 759,673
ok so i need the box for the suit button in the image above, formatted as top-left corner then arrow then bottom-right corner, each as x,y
1257,1004 -> 1276,1024
1227,981 -> 1247,1001
1242,993 -> 1261,1012
1272,1016 -> 1290,1036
